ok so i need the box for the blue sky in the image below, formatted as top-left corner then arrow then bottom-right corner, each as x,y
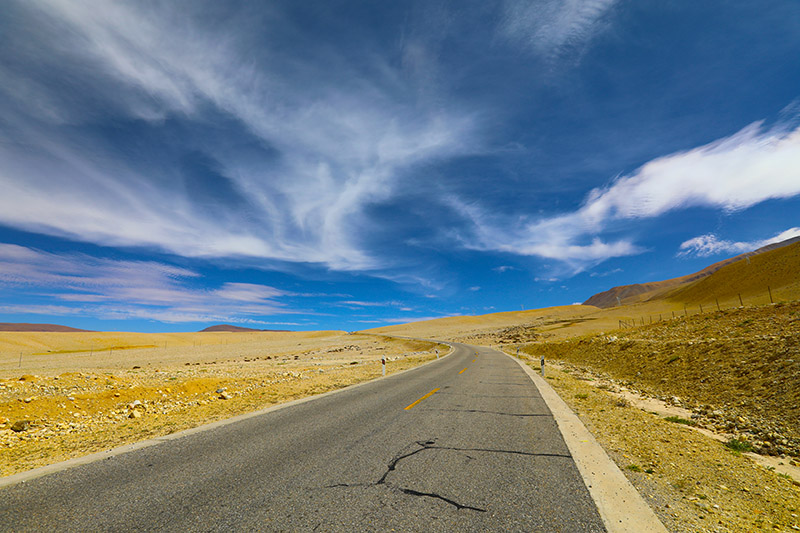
1,1 -> 799,332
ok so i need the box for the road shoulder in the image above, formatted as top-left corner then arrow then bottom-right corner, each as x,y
506,351 -> 668,533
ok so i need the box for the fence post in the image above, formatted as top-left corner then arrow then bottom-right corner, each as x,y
716,298 -> 720,311
768,286 -> 773,304
19,352 -> 22,368
738,293 -> 743,306
699,303 -> 703,313
684,305 -> 688,317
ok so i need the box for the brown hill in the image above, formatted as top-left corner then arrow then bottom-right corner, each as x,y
0,323 -> 92,332
199,324 -> 290,333
664,237 -> 800,306
584,235 -> 800,308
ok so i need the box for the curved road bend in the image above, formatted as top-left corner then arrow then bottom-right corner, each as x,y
0,344 -> 605,532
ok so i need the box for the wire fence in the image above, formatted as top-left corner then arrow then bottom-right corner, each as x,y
617,285 -> 797,329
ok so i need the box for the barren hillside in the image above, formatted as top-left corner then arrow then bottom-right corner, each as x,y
584,236 -> 800,308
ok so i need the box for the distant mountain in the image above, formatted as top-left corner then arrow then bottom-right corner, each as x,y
199,324 -> 291,332
584,235 -> 800,308
0,323 -> 93,332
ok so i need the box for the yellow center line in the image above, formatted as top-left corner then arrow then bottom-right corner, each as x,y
472,358 -> 476,362
458,367 -> 467,374
404,388 -> 440,410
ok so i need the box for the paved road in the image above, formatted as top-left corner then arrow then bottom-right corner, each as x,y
0,344 -> 605,532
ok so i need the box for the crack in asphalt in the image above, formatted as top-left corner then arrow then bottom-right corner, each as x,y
421,408 -> 550,417
377,441 -> 434,485
324,440 -> 486,513
395,487 -> 486,512
478,381 -> 529,386
437,391 -> 541,399
324,440 -> 571,513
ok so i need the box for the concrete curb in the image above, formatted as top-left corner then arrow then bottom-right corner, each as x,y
0,344 -> 455,489
506,352 -> 668,533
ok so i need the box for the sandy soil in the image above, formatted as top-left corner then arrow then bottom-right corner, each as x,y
0,332 -> 444,477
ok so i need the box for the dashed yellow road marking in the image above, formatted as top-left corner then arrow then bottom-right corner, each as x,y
458,367 -> 467,375
404,388 -> 440,410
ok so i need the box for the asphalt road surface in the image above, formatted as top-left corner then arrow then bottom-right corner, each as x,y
1,344 -> 605,532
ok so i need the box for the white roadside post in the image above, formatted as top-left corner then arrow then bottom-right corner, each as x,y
435,349 -> 439,359
540,355 -> 545,377
382,357 -> 386,377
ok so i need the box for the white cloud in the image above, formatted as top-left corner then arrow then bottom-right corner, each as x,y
338,301 -> 386,307
0,243 -> 295,323
578,121 -> 800,222
678,227 -> 800,257
493,265 -> 515,273
0,1 -> 477,271
589,267 -> 622,278
457,119 -> 800,272
501,0 -> 618,58
468,286 -> 481,291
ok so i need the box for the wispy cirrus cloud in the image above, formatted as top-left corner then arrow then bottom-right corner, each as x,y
0,0 -> 477,272
0,243 -> 296,323
456,119 -> 800,272
678,227 -> 800,258
500,0 -> 618,58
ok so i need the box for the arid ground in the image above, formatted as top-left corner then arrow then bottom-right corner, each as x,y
0,331 -> 444,476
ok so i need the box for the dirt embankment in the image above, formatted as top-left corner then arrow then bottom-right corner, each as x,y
523,302 -> 800,458
535,362 -> 800,533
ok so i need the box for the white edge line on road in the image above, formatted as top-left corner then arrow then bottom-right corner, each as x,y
505,352 -> 668,533
0,342 -> 455,490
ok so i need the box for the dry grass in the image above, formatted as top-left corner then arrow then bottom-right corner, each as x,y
0,330 -> 356,373
365,301 -> 698,346
665,242 -> 800,307
364,305 -> 616,342
537,362 -> 800,533
521,302 -> 800,455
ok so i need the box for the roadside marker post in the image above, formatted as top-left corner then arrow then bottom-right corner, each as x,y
540,355 -> 545,377
381,358 -> 386,377
435,349 -> 439,359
